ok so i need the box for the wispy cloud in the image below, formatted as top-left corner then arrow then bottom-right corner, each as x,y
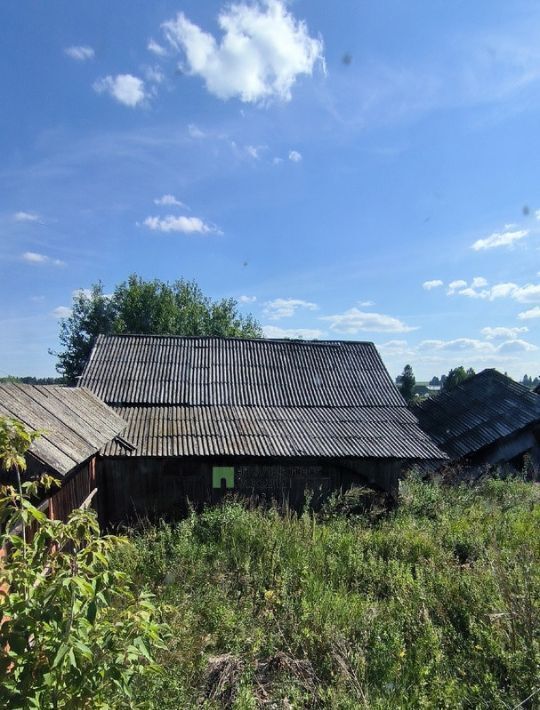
13,211 -> 40,222
154,194 -> 186,208
188,123 -> 206,138
142,215 -> 219,234
52,306 -> 72,318
418,337 -> 537,354
471,227 -> 529,251
93,74 -> 146,107
445,278 -> 540,303
288,150 -> 302,162
65,45 -> 95,61
238,295 -> 257,304
422,279 -> 443,290
481,326 -> 528,340
264,298 -> 318,320
263,325 -> 324,339
22,252 -> 65,267
147,38 -> 167,57
321,307 -> 417,334
161,0 -> 324,104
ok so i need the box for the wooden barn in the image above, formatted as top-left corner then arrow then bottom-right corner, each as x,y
0,384 -> 127,521
80,335 -> 445,524
412,369 -> 540,474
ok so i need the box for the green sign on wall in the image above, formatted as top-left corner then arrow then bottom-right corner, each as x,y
212,466 -> 235,489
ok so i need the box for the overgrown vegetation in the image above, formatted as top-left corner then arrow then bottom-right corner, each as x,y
115,477 -> 540,708
0,419 -> 165,709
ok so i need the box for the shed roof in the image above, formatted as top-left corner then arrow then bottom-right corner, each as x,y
411,369 -> 540,461
104,404 -> 444,460
81,335 -> 407,407
82,335 -> 445,461
0,384 -> 127,476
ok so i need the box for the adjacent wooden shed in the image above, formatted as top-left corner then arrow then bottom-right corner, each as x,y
0,384 -> 127,521
80,335 -> 445,523
412,369 -> 540,474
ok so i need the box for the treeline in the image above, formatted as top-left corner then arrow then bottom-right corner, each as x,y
0,376 -> 65,385
396,364 -> 476,403
397,364 -> 540,403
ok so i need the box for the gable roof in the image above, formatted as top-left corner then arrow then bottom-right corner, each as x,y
80,335 -> 406,407
81,335 -> 445,461
0,384 -> 127,476
412,369 -> 540,461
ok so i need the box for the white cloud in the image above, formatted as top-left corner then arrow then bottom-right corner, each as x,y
22,252 -> 65,267
471,276 -> 488,288
458,287 -> 489,299
418,338 -> 494,353
52,306 -> 72,319
93,74 -> 146,107
417,337 -> 537,356
422,279 -> 443,290
264,298 -> 318,320
65,45 -> 95,61
489,282 -> 519,299
142,214 -> 218,234
445,278 -> 540,303
509,284 -> 540,303
481,326 -> 528,340
148,38 -> 168,57
321,308 -> 417,334
447,280 -> 467,295
154,194 -> 186,207
272,156 -> 284,165
162,1 -> 324,104
518,306 -> 540,320
358,300 -> 375,307
471,228 -> 529,251
535,210 -> 540,221
238,295 -> 257,303
263,325 -> 324,339
289,150 -> 302,162
13,211 -> 40,222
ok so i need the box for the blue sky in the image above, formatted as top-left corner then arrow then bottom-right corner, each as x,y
1,0 -> 540,380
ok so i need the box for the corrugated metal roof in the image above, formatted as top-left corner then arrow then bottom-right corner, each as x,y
80,335 -> 406,407
79,335 -> 446,461
103,405 -> 444,460
0,384 -> 127,476
412,369 -> 540,461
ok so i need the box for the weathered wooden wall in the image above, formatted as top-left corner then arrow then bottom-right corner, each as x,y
22,455 -> 97,522
97,456 -> 404,525
48,458 -> 97,522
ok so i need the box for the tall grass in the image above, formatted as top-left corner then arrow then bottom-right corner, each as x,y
116,476 -> 540,708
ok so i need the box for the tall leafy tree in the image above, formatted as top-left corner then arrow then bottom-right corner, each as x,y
52,275 -> 262,384
442,366 -> 475,392
397,364 -> 416,403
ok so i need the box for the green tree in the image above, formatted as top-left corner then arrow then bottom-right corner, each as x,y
52,275 -> 262,384
397,364 -> 416,403
442,366 -> 475,392
0,418 -> 166,708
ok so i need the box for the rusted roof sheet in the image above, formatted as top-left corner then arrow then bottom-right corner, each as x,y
412,369 -> 540,461
0,384 -> 127,476
103,405 -> 444,459
80,335 -> 406,407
